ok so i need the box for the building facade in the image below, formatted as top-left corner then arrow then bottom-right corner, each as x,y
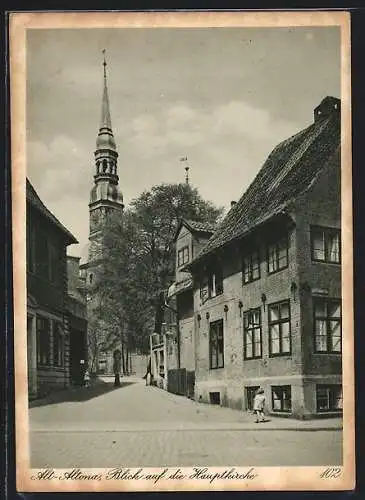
185,97 -> 342,419
149,325 -> 178,390
27,179 -> 78,398
160,219 -> 216,397
80,55 -> 124,374
67,256 -> 88,386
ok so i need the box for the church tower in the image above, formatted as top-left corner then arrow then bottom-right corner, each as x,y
88,51 -> 124,268
80,52 -> 124,375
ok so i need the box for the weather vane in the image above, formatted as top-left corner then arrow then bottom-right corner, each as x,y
180,156 -> 190,185
102,49 -> 107,79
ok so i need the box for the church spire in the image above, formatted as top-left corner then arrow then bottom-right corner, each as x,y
90,49 -> 123,213
96,49 -> 116,151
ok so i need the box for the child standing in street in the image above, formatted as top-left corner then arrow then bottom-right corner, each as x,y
84,369 -> 90,388
253,387 -> 266,423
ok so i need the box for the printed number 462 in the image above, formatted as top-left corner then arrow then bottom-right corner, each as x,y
320,467 -> 342,479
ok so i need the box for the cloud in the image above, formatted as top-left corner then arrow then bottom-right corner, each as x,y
27,135 -> 92,257
27,100 -> 302,256
27,135 -> 91,199
122,100 -> 300,164
117,99 -> 302,216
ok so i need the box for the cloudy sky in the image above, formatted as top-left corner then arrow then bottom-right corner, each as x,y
26,26 -> 340,257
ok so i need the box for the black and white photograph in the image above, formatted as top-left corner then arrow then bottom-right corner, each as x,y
10,11 -> 354,492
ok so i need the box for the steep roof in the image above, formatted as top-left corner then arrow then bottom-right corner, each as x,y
26,179 -> 78,245
173,218 -> 217,242
192,96 -> 341,264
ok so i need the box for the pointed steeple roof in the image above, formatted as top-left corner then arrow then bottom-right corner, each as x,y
96,50 -> 116,151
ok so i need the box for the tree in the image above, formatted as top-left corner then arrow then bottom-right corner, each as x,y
94,182 -> 223,370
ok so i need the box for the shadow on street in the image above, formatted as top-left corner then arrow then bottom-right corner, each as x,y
29,379 -> 136,408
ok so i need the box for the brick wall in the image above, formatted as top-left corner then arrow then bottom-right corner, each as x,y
293,151 -> 341,378
192,153 -> 341,417
193,218 -> 303,407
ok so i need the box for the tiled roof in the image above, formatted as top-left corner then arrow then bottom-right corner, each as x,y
193,97 -> 341,264
174,218 -> 217,242
183,219 -> 217,233
26,179 -> 78,244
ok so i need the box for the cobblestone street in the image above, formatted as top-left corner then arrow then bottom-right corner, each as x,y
29,378 -> 342,468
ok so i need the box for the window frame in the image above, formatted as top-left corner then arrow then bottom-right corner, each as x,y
200,266 -> 224,301
242,249 -> 261,285
310,225 -> 341,264
268,300 -> 291,357
209,319 -> 224,370
267,235 -> 289,274
313,297 -> 342,354
243,307 -> 262,360
177,245 -> 190,268
52,321 -> 64,368
316,384 -> 343,413
271,385 -> 292,413
208,268 -> 223,298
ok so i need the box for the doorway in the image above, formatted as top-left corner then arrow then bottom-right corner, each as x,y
246,386 -> 260,410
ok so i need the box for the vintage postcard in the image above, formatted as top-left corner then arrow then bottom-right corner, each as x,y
10,10 -> 354,492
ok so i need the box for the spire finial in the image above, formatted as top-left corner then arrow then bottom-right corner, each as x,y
96,48 -> 115,149
102,49 -> 107,80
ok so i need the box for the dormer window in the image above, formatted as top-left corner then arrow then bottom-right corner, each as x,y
177,246 -> 189,268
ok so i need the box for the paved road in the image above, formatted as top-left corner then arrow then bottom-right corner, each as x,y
29,378 -> 342,468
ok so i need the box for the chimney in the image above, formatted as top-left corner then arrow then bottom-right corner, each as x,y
314,96 -> 340,123
230,201 -> 237,209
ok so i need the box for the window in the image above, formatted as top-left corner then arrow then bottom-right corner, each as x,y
200,267 -> 223,302
209,268 -> 223,298
209,319 -> 224,369
268,301 -> 291,356
53,321 -> 64,367
209,392 -> 221,405
314,298 -> 341,353
243,308 -> 262,359
316,385 -> 343,412
246,386 -> 260,410
267,236 -> 288,274
311,226 -> 340,264
36,316 -> 51,366
177,246 -> 189,267
272,385 -> 292,412
243,250 -> 260,284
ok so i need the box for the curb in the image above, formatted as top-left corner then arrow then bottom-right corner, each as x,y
30,425 -> 343,433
